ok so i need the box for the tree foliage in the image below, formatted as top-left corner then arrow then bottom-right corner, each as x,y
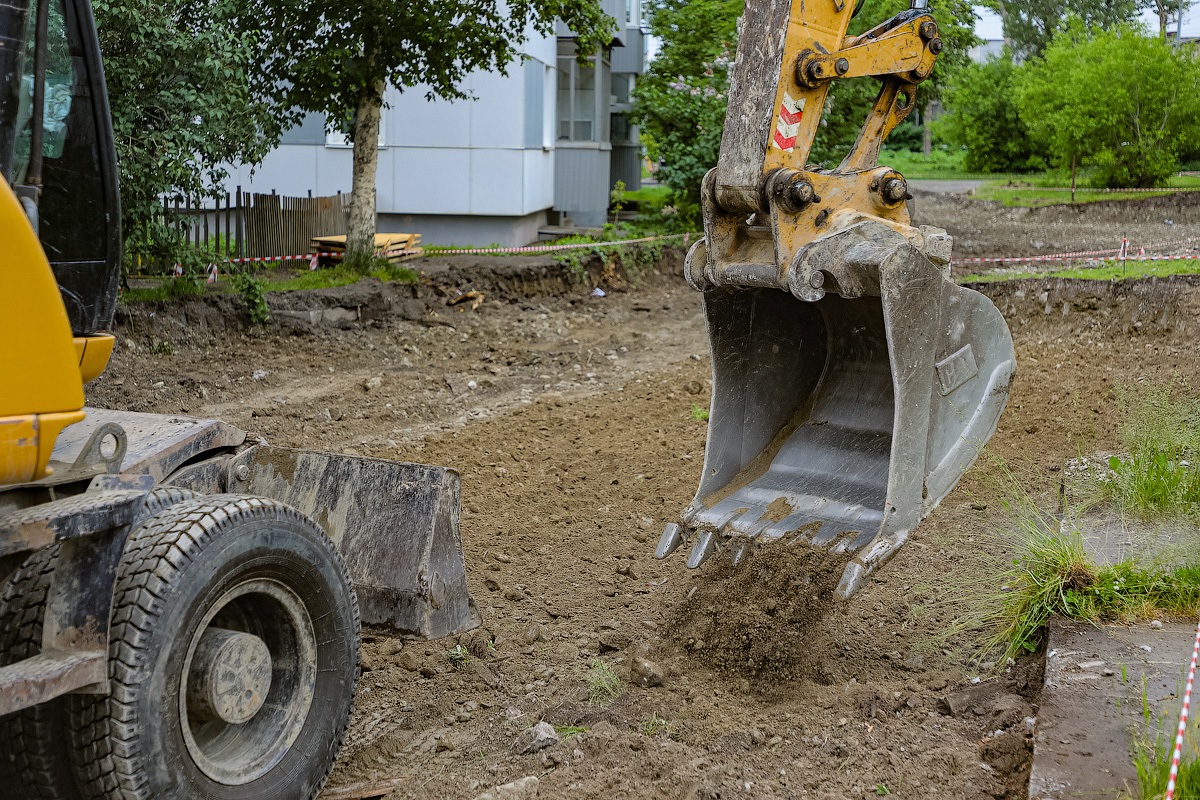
93,0 -> 287,268
246,0 -> 614,257
630,0 -> 742,204
985,0 -> 1139,59
1016,22 -> 1200,187
810,0 -> 979,166
934,53 -> 1045,172
630,0 -> 979,202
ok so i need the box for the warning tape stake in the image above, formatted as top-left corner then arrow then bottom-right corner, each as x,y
1166,615 -> 1200,800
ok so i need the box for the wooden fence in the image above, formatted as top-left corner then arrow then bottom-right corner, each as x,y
137,189 -> 350,271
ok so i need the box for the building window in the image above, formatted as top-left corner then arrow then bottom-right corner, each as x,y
557,41 -> 598,142
612,73 -> 633,106
611,113 -> 632,144
625,0 -> 641,26
325,113 -> 386,148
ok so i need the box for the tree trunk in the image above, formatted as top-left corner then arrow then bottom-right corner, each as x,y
922,103 -> 933,156
347,72 -> 385,263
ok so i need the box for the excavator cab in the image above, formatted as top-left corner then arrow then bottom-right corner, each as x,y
655,0 -> 1016,597
1,0 -> 121,336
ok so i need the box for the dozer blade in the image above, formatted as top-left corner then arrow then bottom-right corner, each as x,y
43,408 -> 479,640
227,446 -> 480,638
658,221 -> 1015,599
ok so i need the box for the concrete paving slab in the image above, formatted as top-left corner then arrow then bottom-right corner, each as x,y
1029,617 -> 1195,799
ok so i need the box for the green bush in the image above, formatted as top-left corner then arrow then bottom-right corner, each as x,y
936,54 -> 1046,173
1017,22 -> 1200,188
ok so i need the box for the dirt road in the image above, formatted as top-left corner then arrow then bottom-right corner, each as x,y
90,195 -> 1200,800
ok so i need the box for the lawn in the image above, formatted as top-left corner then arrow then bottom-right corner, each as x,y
957,257 -> 1200,284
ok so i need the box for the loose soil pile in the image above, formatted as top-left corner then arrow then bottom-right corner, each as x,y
89,193 -> 1200,799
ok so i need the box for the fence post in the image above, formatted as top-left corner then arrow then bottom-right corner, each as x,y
236,186 -> 244,258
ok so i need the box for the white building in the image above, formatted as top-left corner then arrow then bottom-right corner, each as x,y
220,2 -> 646,247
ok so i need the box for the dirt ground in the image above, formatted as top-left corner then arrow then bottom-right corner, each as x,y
88,194 -> 1200,800
911,190 -> 1200,265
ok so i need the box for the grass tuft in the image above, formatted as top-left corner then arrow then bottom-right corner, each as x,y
690,404 -> 710,421
585,658 -> 622,707
977,497 -> 1200,665
444,644 -> 473,670
122,276 -> 206,303
1091,377 -> 1200,520
1129,679 -> 1200,799
553,724 -> 588,741
638,712 -> 677,738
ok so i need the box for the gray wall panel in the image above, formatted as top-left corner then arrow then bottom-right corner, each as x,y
554,146 -> 610,227
378,210 -> 548,247
612,29 -> 644,74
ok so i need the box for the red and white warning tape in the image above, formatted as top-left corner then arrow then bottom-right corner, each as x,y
993,186 -> 1198,194
189,233 -> 694,278
951,236 -> 1199,267
1166,615 -> 1200,800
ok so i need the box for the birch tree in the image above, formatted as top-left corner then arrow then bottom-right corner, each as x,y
251,0 -> 613,264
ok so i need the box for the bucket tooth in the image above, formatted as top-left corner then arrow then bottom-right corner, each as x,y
730,540 -> 752,566
655,523 -> 685,559
687,530 -> 718,569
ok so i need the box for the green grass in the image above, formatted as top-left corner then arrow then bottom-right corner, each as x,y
1128,680 -> 1200,799
264,262 -> 418,291
123,263 -> 419,304
623,185 -> 672,204
122,276 -> 207,303
979,506 -> 1200,662
975,174 -> 1200,207
877,147 -> 970,179
584,658 -> 622,707
976,493 -> 1200,666
957,258 -> 1200,284
1089,377 -> 1200,521
690,404 -> 710,421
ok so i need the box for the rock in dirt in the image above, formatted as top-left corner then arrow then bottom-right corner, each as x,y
598,631 -> 629,653
363,376 -> 383,392
514,721 -> 558,754
381,639 -> 403,657
520,624 -> 546,645
472,776 -> 539,800
632,656 -> 664,687
396,651 -> 419,672
474,661 -> 503,689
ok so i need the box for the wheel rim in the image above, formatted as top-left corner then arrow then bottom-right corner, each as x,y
178,578 -> 318,785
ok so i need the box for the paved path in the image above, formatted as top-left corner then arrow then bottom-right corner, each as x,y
908,179 -> 985,194
1030,617 -> 1194,799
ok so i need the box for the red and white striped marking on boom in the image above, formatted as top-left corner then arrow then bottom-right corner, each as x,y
772,92 -> 805,152
1166,615 -> 1200,800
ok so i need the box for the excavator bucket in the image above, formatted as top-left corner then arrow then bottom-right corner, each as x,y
652,0 -> 1016,596
657,221 -> 1015,598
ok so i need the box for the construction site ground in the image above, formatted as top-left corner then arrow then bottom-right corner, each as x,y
88,194 -> 1200,800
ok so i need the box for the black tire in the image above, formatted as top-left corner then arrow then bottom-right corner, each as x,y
72,495 -> 359,800
0,545 -> 77,800
0,488 -> 197,800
